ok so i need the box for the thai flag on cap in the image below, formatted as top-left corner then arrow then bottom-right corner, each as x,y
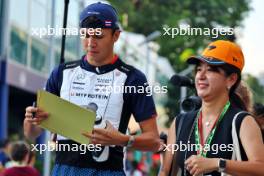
105,20 -> 112,27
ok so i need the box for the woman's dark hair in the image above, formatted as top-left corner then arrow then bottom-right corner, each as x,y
218,64 -> 247,111
10,141 -> 29,162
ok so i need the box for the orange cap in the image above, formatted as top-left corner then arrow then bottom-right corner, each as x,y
187,40 -> 244,71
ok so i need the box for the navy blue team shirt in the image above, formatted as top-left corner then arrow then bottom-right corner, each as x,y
45,55 -> 157,171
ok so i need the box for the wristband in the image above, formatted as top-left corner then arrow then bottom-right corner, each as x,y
126,135 -> 135,148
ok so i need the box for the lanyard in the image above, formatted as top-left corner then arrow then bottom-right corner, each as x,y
194,101 -> 230,157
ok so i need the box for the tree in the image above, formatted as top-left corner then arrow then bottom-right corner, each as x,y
109,0 -> 251,124
244,74 -> 264,104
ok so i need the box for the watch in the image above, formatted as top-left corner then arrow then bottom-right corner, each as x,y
126,135 -> 135,148
218,158 -> 227,173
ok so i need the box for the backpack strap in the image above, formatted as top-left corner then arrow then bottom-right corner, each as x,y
231,111 -> 250,160
169,111 -> 196,176
175,111 -> 197,143
175,113 -> 184,143
169,114 -> 183,176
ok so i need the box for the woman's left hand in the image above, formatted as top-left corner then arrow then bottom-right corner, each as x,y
82,120 -> 128,146
185,155 -> 219,176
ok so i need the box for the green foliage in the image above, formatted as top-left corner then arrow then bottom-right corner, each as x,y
109,0 -> 251,125
244,74 -> 264,104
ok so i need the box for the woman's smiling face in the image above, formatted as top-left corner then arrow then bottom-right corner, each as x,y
195,62 -> 231,101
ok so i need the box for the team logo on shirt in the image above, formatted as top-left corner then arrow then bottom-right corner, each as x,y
76,73 -> 86,81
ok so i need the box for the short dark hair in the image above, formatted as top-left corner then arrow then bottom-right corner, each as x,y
81,16 -> 118,35
10,141 -> 29,162
81,16 -> 104,29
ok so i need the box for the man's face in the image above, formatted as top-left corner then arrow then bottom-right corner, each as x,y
82,28 -> 120,62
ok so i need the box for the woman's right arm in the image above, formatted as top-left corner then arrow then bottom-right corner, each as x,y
24,106 -> 48,141
159,119 -> 177,176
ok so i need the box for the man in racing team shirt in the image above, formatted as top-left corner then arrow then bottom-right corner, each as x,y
24,2 -> 160,176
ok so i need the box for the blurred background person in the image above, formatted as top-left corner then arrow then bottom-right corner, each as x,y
131,161 -> 143,176
27,150 -> 37,167
0,139 -> 11,168
137,152 -> 150,175
0,165 -> 3,174
0,141 -> 40,176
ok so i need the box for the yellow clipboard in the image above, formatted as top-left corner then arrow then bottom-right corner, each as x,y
37,90 -> 96,144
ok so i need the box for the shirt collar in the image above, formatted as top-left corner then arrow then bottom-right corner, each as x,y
80,55 -> 121,74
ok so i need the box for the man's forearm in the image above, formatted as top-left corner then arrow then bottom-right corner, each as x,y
124,132 -> 160,152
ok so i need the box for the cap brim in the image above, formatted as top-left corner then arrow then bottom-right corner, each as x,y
187,56 -> 225,65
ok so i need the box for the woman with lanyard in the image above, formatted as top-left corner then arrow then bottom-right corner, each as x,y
159,40 -> 264,176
